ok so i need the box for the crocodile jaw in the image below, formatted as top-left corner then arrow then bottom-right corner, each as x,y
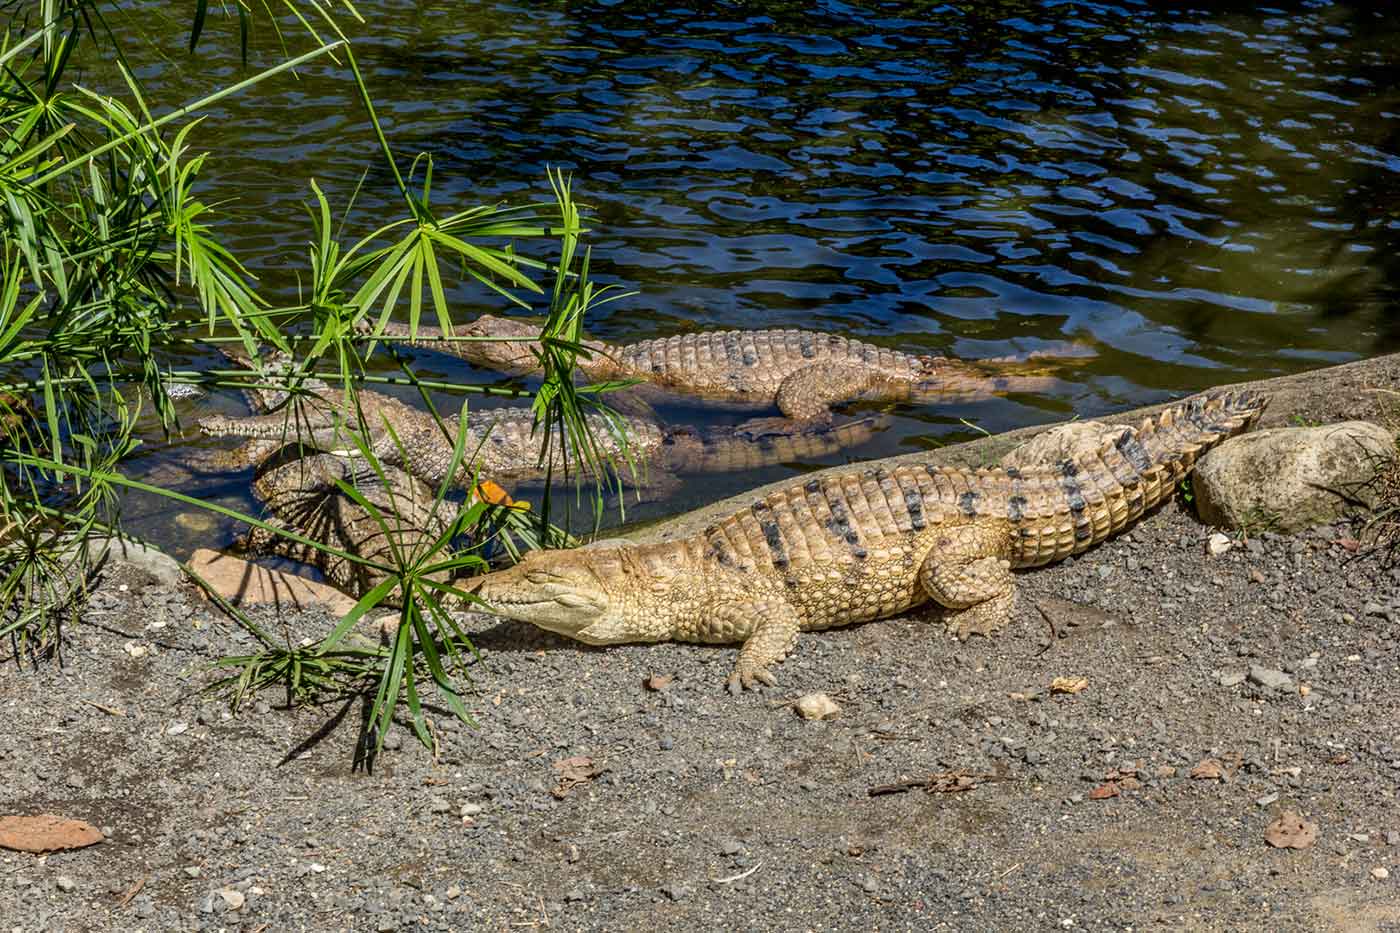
477,565 -> 622,644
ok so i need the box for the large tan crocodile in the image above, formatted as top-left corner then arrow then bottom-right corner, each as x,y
361,314 -> 1080,436
475,390 -> 1267,692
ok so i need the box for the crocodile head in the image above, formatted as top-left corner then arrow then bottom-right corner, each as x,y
475,540 -> 666,644
460,314 -> 547,370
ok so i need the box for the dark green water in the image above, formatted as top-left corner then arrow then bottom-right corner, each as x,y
110,0 -> 1400,553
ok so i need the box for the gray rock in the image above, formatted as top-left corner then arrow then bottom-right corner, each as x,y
1218,671 -> 1247,688
1248,666 -> 1294,691
1193,422 -> 1396,532
719,839 -> 744,856
86,534 -> 187,587
662,883 -> 689,902
55,875 -> 76,892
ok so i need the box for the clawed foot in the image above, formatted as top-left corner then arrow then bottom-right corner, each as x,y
943,590 -> 1015,642
725,665 -> 777,695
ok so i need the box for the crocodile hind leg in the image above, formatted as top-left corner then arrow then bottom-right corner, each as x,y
720,599 -> 804,694
917,524 -> 1017,641
735,362 -> 880,438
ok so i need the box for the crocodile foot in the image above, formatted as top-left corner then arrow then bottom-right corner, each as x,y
725,664 -> 777,695
944,589 -> 1016,641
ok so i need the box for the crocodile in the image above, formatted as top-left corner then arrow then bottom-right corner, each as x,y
361,314 -> 1080,436
197,364 -> 887,492
244,452 -> 458,600
474,390 -> 1268,692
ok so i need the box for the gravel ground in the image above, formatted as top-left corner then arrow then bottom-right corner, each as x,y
2,498 -> 1398,932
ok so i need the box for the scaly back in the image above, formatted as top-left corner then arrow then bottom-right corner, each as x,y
690,390 -> 1267,576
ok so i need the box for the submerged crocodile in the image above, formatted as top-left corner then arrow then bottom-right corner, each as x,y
475,390 -> 1268,692
198,367 -> 887,492
362,315 -> 1079,436
245,452 -> 456,599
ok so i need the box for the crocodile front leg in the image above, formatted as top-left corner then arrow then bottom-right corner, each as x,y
918,523 -> 1017,641
736,362 -> 879,438
719,598 -> 804,694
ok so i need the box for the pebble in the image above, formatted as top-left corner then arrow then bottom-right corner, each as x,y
55,876 -> 76,893
1373,867 -> 1390,881
1206,533 -> 1232,556
662,883 -> 688,902
1256,793 -> 1280,807
1387,832 -> 1400,847
446,885 -> 462,900
460,803 -> 483,818
795,693 -> 841,721
166,722 -> 188,736
183,866 -> 201,879
1218,671 -> 1247,688
861,877 -> 880,894
429,797 -> 451,814
218,888 -> 245,911
1248,666 -> 1294,690
658,736 -> 675,750
719,839 -> 744,856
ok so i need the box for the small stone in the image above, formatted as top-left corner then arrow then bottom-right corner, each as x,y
565,888 -> 586,902
861,876 -> 880,893
55,876 -> 76,893
166,722 -> 188,736
795,693 -> 841,721
1373,867 -> 1390,881
1248,568 -> 1266,584
1386,831 -> 1400,847
662,883 -> 688,902
183,866 -> 201,879
382,731 -> 403,751
1248,665 -> 1294,690
719,839 -> 743,856
1206,533 -> 1232,556
658,736 -> 675,751
446,885 -> 462,900
218,888 -> 245,911
1256,792 -> 1280,807
459,803 -> 483,818
429,797 -> 451,814
1218,671 -> 1247,688
123,642 -> 149,659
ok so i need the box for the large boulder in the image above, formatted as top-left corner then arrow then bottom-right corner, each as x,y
1192,421 -> 1396,532
1000,421 -> 1124,471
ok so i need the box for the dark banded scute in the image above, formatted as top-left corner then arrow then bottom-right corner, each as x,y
750,501 -> 787,568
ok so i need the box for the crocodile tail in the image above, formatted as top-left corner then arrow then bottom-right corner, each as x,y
686,415 -> 889,473
1010,389 -> 1267,567
1126,389 -> 1267,480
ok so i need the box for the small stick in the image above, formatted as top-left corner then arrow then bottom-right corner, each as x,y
82,699 -> 125,717
116,874 -> 147,909
711,862 -> 763,885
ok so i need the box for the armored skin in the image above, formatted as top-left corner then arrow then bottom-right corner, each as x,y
198,366 -> 886,491
363,315 -> 1076,435
244,453 -> 458,600
475,391 -> 1268,692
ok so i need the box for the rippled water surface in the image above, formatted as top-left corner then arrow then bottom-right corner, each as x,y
109,0 -> 1400,551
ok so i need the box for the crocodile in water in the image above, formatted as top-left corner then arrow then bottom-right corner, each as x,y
362,315 -> 1079,436
197,359 -> 887,492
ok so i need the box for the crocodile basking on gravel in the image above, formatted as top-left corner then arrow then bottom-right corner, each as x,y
475,390 -> 1268,692
197,361 -> 887,492
363,315 -> 1079,436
